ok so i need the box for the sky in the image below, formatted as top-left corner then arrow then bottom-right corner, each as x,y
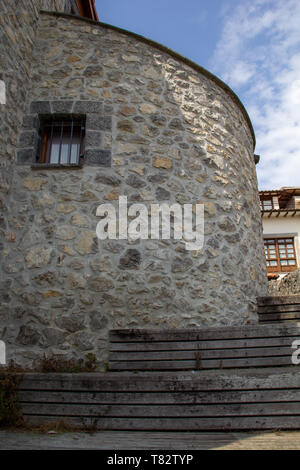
95,0 -> 300,190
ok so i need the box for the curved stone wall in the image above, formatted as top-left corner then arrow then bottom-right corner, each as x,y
2,12 -> 268,367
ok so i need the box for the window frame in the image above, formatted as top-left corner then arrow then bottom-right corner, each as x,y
264,237 -> 298,273
260,198 -> 274,211
36,116 -> 86,166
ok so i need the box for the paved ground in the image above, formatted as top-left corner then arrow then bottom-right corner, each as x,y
1,430 -> 300,450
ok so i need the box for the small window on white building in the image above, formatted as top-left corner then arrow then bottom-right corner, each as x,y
264,238 -> 297,273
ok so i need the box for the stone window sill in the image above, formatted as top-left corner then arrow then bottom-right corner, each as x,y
31,163 -> 83,170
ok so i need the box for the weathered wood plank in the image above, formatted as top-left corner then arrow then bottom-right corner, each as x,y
109,325 -> 300,342
20,402 -> 300,418
23,415 -> 300,430
19,389 -> 300,405
259,313 -> 300,322
110,337 -> 295,352
109,346 -> 292,362
19,370 -> 300,392
4,430 -> 300,450
258,296 -> 300,306
109,356 -> 294,371
258,304 -> 300,314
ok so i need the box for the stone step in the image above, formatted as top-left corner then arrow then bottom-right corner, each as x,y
108,324 -> 300,371
19,367 -> 300,430
258,295 -> 300,324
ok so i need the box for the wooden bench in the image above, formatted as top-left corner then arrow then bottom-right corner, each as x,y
258,296 -> 300,323
109,324 -> 300,372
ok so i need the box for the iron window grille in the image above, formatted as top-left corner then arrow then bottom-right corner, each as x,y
37,117 -> 85,165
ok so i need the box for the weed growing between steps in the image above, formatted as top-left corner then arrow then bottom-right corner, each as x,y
40,352 -> 98,373
0,354 -> 100,432
0,362 -> 23,427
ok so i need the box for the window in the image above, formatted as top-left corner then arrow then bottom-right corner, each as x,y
260,196 -> 280,211
260,198 -> 273,211
37,117 -> 85,165
264,238 -> 297,273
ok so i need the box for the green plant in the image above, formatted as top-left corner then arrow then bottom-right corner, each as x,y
40,353 -> 98,373
84,353 -> 97,372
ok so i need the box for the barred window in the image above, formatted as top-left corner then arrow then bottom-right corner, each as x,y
37,117 -> 85,165
264,238 -> 297,273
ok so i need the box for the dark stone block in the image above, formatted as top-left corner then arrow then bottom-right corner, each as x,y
82,65 -> 104,77
172,256 -> 193,273
85,130 -> 102,148
85,149 -> 111,167
51,101 -> 74,113
17,325 -> 40,346
86,114 -> 112,131
107,71 -> 122,82
89,311 -> 108,330
95,173 -> 121,186
104,105 -> 113,114
22,114 -> 39,130
119,249 -> 141,270
169,118 -> 185,130
41,327 -> 66,347
18,131 -> 37,148
74,101 -> 103,114
224,233 -> 241,244
30,101 -> 51,114
156,186 -> 171,200
150,114 -> 167,126
126,174 -> 147,189
17,148 -> 35,164
148,174 -> 168,184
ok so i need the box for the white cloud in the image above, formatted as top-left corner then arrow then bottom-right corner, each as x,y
210,0 -> 300,189
226,61 -> 257,87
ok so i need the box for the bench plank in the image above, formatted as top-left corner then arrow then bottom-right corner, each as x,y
109,346 -> 292,362
20,370 -> 300,392
258,296 -> 300,306
109,325 -> 300,343
259,313 -> 300,322
109,356 -> 293,371
18,389 -> 300,405
258,304 -> 300,314
110,337 -> 295,352
20,402 -> 300,418
23,415 -> 300,430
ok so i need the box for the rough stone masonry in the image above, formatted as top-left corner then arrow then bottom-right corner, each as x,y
0,2 -> 268,368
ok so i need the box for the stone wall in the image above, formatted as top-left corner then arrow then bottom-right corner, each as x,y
0,1 -> 74,366
0,1 -> 78,202
269,269 -> 300,296
1,12 -> 268,368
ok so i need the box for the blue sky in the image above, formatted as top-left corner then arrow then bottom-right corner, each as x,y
95,0 -> 300,190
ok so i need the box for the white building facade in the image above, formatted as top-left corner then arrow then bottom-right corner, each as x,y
260,188 -> 300,279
